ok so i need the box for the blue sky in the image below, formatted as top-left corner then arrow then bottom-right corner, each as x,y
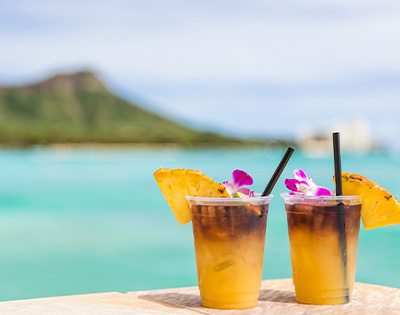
1,0 -> 400,149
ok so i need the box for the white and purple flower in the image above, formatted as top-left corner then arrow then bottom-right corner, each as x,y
285,169 -> 331,196
223,169 -> 255,197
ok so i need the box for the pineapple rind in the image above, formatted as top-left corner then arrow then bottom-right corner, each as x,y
154,168 -> 229,225
336,172 -> 400,230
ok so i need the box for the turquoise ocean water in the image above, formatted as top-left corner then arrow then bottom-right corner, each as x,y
0,147 -> 399,301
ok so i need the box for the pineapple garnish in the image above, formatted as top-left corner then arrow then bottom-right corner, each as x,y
154,168 -> 229,225
334,172 -> 400,230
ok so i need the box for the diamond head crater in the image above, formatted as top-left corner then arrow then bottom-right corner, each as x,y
0,71 -> 287,147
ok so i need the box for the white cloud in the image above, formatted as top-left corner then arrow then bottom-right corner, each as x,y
2,0 -> 400,83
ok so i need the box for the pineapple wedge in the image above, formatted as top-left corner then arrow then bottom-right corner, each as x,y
334,172 -> 400,230
154,168 -> 229,225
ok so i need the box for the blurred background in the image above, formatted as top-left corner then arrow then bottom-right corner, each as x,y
0,0 -> 399,301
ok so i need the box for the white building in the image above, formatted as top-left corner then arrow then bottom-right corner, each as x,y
297,118 -> 375,156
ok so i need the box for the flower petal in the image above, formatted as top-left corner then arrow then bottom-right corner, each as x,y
286,169 -> 331,196
285,178 -> 301,192
237,187 -> 251,196
313,186 -> 332,196
232,169 -> 253,187
223,182 -> 235,196
308,178 -> 317,187
294,169 -> 309,182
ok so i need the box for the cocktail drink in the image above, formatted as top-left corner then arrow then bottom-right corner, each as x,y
187,196 -> 272,309
281,194 -> 362,305
154,163 -> 293,309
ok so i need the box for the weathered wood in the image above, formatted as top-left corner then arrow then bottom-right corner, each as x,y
0,279 -> 398,314
129,279 -> 400,314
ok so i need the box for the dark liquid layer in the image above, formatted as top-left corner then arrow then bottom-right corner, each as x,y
191,204 -> 269,240
286,203 -> 361,235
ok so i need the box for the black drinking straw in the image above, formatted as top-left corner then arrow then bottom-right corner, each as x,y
333,133 -> 343,196
262,147 -> 294,197
333,132 -> 349,301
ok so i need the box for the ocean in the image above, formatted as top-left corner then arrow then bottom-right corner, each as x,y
0,147 -> 399,301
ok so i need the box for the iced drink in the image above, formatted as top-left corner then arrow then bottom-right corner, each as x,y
281,194 -> 362,305
186,196 -> 272,309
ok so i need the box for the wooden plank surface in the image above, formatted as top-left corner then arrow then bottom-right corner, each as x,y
0,292 -> 194,314
129,278 -> 400,314
0,279 -> 399,314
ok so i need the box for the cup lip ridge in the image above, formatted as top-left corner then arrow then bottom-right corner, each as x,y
186,194 -> 273,205
280,192 -> 362,203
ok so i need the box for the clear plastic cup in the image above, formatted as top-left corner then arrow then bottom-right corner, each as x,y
186,195 -> 272,309
281,193 -> 362,305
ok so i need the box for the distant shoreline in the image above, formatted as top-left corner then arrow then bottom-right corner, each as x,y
0,140 -> 293,150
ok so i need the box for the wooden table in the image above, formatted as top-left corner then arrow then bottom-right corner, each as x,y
0,279 -> 399,314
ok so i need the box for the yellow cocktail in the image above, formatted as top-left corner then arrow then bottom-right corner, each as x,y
282,194 -> 361,305
187,196 -> 272,309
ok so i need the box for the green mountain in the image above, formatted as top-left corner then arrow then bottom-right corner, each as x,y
0,71 -> 234,146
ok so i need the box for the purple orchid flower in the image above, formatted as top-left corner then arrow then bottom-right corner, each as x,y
285,169 -> 331,196
223,169 -> 255,197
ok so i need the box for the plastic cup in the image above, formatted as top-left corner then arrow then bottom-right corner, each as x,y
281,193 -> 362,305
186,195 -> 272,309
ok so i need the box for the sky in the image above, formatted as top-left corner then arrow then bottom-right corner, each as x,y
1,0 -> 400,149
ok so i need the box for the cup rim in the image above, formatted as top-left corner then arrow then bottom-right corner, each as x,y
280,192 -> 362,204
186,194 -> 273,205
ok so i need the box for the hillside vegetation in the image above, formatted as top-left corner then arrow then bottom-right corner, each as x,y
0,71 -> 235,146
